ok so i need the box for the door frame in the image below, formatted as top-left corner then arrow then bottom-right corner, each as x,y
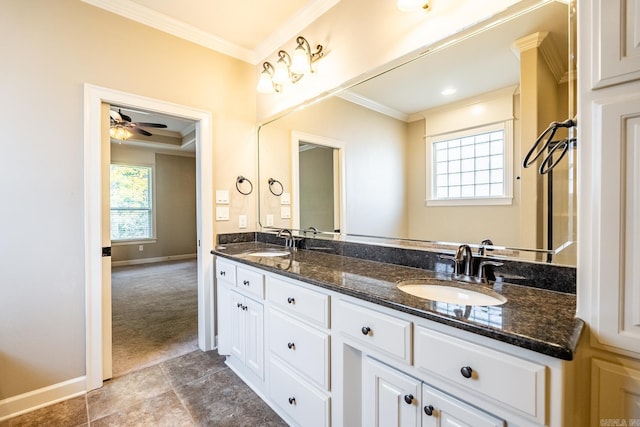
83,84 -> 215,391
291,131 -> 346,233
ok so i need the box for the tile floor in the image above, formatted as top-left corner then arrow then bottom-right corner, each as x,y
1,350 -> 287,426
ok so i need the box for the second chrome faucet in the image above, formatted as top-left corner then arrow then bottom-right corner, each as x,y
442,244 -> 503,283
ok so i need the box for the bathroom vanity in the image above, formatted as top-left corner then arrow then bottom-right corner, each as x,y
213,241 -> 583,427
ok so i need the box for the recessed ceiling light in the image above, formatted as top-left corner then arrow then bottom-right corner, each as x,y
441,88 -> 456,96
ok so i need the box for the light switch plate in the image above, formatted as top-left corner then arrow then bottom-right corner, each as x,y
238,215 -> 247,229
281,206 -> 291,219
216,206 -> 230,221
266,214 -> 274,227
215,190 -> 229,204
281,192 -> 291,205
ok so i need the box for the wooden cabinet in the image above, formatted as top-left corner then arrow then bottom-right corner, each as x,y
579,0 -> 640,423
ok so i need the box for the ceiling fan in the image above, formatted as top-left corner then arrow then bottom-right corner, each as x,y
109,108 -> 167,140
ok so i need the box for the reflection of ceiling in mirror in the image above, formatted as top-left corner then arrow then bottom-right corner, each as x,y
342,1 -> 568,119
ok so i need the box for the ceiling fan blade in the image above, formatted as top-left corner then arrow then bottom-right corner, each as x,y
134,122 -> 167,128
118,109 -> 132,122
109,110 -> 122,122
132,127 -> 153,136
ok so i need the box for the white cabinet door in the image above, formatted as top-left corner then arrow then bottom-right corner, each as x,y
244,297 -> 264,379
229,290 -> 245,361
591,358 -> 640,424
227,289 -> 264,380
363,356 -> 420,427
217,281 -> 232,355
593,95 -> 640,354
421,383 -> 504,427
591,0 -> 640,88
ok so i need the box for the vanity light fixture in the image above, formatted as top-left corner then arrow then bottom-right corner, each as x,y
257,36 -> 324,94
109,124 -> 133,140
397,0 -> 431,12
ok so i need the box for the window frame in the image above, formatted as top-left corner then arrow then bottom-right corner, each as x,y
109,162 -> 157,245
426,120 -> 513,207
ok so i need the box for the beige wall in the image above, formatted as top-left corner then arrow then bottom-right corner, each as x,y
0,0 -> 255,399
110,145 -> 197,262
259,96 -> 408,237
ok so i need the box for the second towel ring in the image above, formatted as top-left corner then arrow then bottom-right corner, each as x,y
236,176 -> 253,195
268,178 -> 284,196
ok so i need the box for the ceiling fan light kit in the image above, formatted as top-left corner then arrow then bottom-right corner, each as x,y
109,108 -> 168,141
257,36 -> 324,94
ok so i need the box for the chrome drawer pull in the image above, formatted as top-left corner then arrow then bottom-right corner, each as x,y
287,297 -> 295,304
287,342 -> 295,349
288,397 -> 296,405
361,326 -> 371,335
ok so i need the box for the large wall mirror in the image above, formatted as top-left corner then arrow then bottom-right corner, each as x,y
258,0 -> 576,266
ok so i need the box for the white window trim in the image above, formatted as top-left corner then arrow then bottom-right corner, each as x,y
110,162 -> 157,242
425,120 -> 513,207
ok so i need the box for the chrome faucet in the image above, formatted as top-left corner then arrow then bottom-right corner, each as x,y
454,244 -> 474,277
303,226 -> 318,236
277,228 -> 294,248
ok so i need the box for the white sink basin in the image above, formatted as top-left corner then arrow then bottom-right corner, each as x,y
397,281 -> 506,306
245,250 -> 290,257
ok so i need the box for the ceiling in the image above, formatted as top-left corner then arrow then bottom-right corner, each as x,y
82,0 -> 340,64
342,0 -> 569,119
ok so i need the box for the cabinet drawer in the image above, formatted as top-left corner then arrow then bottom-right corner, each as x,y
415,326 -> 545,421
215,258 -> 236,284
334,299 -> 412,364
269,308 -> 330,390
269,358 -> 330,427
267,276 -> 330,328
236,266 -> 264,299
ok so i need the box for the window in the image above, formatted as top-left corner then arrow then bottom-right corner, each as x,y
110,164 -> 154,241
427,121 -> 513,206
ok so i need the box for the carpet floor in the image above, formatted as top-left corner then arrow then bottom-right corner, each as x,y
111,258 -> 199,377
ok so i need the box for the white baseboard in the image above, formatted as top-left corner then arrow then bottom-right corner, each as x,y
0,376 -> 86,421
111,253 -> 196,267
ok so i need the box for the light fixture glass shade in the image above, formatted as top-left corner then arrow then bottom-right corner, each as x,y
273,59 -> 289,85
257,70 -> 275,94
110,125 -> 132,140
290,45 -> 310,75
397,0 -> 429,12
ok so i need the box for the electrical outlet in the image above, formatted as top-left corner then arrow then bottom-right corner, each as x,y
281,206 -> 291,219
239,215 -> 247,229
138,245 -> 143,251
266,214 -> 274,227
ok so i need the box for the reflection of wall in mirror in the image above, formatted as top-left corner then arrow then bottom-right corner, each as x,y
260,80 -> 571,261
259,96 -> 407,237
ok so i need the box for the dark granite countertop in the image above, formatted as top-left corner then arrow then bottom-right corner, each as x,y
212,242 -> 584,361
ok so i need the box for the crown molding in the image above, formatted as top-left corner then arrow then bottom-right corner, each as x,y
253,0 -> 341,62
82,0 -> 340,64
82,0 -> 255,63
511,31 -> 567,84
338,91 -> 409,122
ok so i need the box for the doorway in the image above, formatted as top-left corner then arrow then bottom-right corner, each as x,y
291,131 -> 346,233
84,84 -> 215,391
108,106 -> 199,376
